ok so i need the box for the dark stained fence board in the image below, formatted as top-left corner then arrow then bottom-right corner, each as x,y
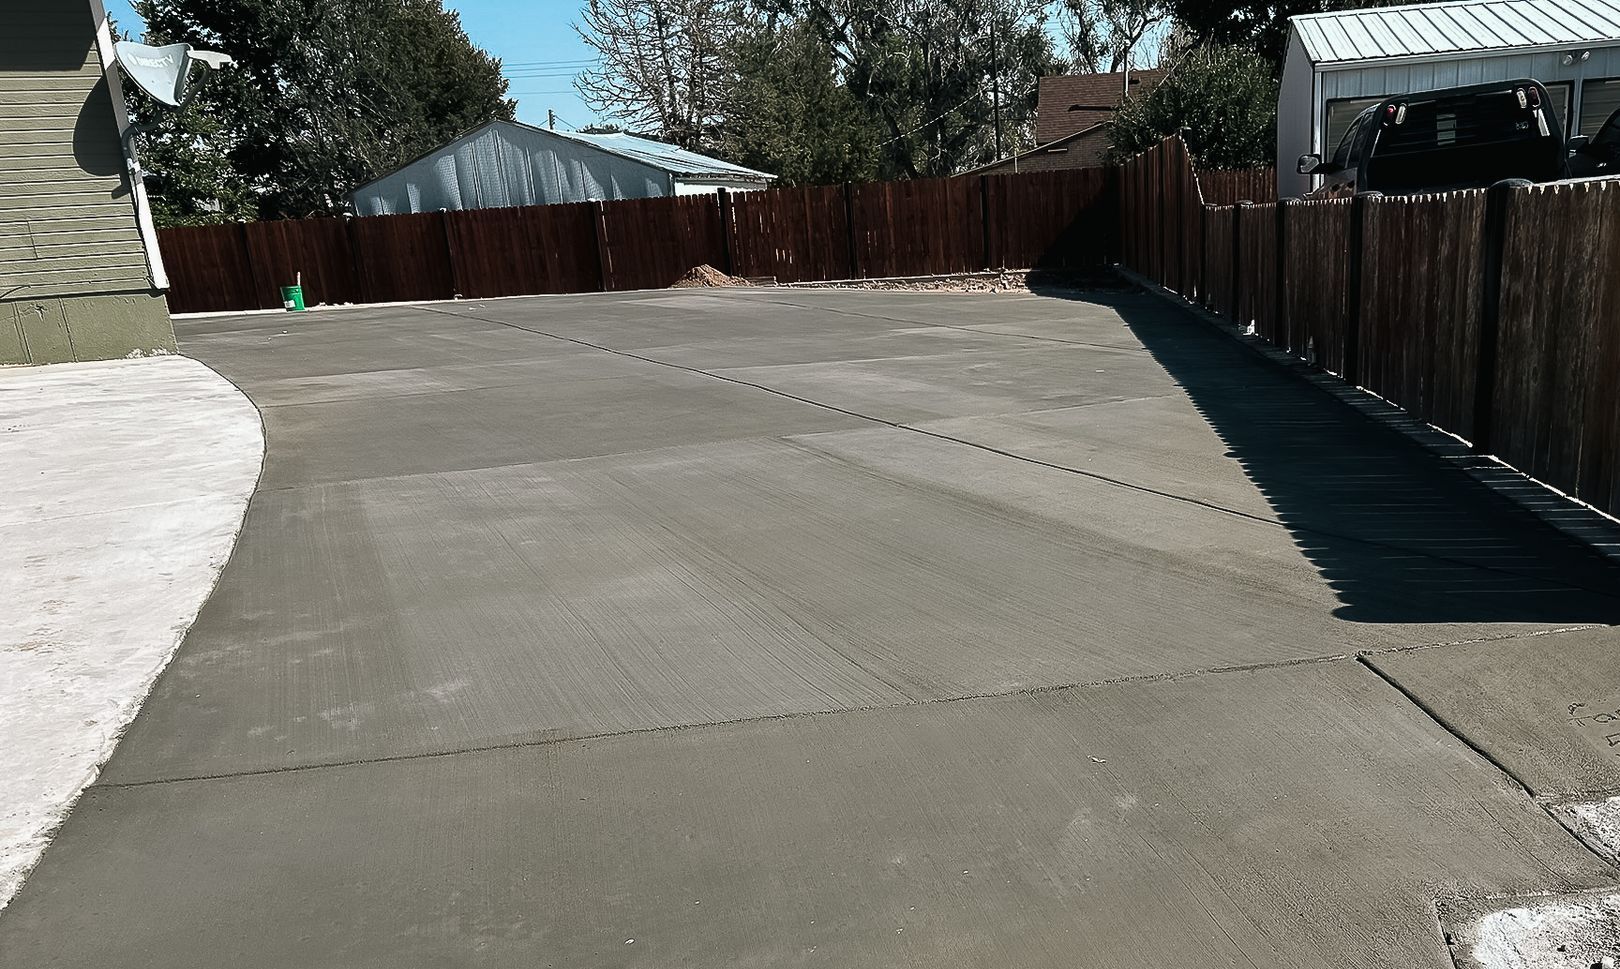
1356,191 -> 1487,438
853,176 -> 982,278
157,223 -> 259,314
528,202 -> 605,294
986,167 -> 1117,270
1200,168 -> 1279,205
1283,198 -> 1353,372
1203,205 -> 1235,318
349,212 -> 455,303
728,185 -> 852,283
444,207 -> 541,298
599,194 -> 725,291
1237,203 -> 1279,340
243,217 -> 359,308
1494,180 -> 1620,514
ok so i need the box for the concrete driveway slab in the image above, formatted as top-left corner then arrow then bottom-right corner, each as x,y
255,368 -> 866,489
12,287 -> 1620,963
3,662 -> 1611,969
1369,626 -> 1620,798
100,413 -> 1612,785
712,342 -> 1172,423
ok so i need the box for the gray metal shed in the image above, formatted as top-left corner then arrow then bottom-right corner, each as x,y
348,120 -> 775,216
1278,0 -> 1620,197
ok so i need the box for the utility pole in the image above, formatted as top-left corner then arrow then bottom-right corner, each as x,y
547,109 -> 556,130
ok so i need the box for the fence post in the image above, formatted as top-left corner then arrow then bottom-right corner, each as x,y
842,182 -> 859,280
343,215 -> 368,305
979,174 -> 993,271
1152,145 -> 1162,283
590,200 -> 611,291
236,221 -> 262,309
1199,204 -> 1210,308
1472,178 -> 1528,455
1275,199 -> 1291,351
716,188 -> 736,277
1231,201 -> 1248,323
440,210 -> 463,298
1343,192 -> 1376,386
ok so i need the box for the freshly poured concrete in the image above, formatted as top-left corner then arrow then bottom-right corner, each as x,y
0,356 -> 261,907
1370,626 -> 1620,797
6,288 -> 1620,965
5,663 -> 1614,969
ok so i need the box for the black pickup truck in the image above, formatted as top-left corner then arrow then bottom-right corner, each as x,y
1296,79 -> 1568,197
1568,106 -> 1620,177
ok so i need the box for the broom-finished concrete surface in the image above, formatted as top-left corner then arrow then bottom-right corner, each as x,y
0,356 -> 261,908
4,288 -> 1620,967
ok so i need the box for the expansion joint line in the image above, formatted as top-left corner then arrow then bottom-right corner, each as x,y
413,303 -> 1620,604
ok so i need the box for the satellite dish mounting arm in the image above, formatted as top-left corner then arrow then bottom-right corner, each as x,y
112,41 -> 234,167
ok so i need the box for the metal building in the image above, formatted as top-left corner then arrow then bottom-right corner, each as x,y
1278,0 -> 1620,197
348,120 -> 775,216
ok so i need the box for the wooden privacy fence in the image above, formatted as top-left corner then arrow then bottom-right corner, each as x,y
1120,135 -> 1620,519
159,168 -> 1118,314
1199,168 -> 1279,205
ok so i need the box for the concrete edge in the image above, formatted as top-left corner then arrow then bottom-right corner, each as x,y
0,355 -> 267,912
1112,265 -> 1620,568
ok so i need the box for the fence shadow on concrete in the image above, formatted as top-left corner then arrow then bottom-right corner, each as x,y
1054,288 -> 1620,625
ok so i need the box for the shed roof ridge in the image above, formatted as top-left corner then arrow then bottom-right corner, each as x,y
1293,0 -> 1620,64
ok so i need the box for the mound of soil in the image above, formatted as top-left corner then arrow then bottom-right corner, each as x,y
671,264 -> 747,288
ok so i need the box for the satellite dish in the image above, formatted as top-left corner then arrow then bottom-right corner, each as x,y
114,40 -> 233,108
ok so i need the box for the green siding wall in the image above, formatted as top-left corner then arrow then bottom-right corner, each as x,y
0,1 -> 175,365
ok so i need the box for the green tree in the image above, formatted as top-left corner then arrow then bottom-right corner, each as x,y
1108,44 -> 1278,168
1165,0 -> 1408,72
777,0 -> 1060,177
130,0 -> 514,221
721,20 -> 881,184
133,109 -> 258,226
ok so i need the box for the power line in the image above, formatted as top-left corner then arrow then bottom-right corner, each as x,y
501,58 -> 599,68
877,79 -> 1036,148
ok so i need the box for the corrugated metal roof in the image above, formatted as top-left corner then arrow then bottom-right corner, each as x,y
1293,0 -> 1620,65
547,128 -> 775,180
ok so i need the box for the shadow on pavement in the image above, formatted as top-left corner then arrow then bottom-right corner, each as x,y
1035,284 -> 1620,625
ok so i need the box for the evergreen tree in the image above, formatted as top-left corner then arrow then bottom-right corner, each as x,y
775,0 -> 1060,177
1165,0 -> 1408,72
722,21 -> 881,184
130,0 -> 514,221
1108,44 -> 1278,168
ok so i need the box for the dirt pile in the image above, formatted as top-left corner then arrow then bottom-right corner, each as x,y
792,268 -> 1127,295
671,264 -> 747,288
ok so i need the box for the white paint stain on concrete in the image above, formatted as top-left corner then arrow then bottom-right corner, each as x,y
1556,796 -> 1620,864
1467,892 -> 1620,969
0,356 -> 262,909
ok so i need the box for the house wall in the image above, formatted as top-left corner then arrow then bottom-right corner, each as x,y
351,122 -> 671,215
0,0 -> 174,365
975,127 -> 1115,174
1279,35 -> 1620,197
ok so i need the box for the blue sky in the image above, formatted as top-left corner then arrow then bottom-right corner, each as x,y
105,0 -> 603,129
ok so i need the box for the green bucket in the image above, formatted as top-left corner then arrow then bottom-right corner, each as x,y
280,284 -> 306,312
